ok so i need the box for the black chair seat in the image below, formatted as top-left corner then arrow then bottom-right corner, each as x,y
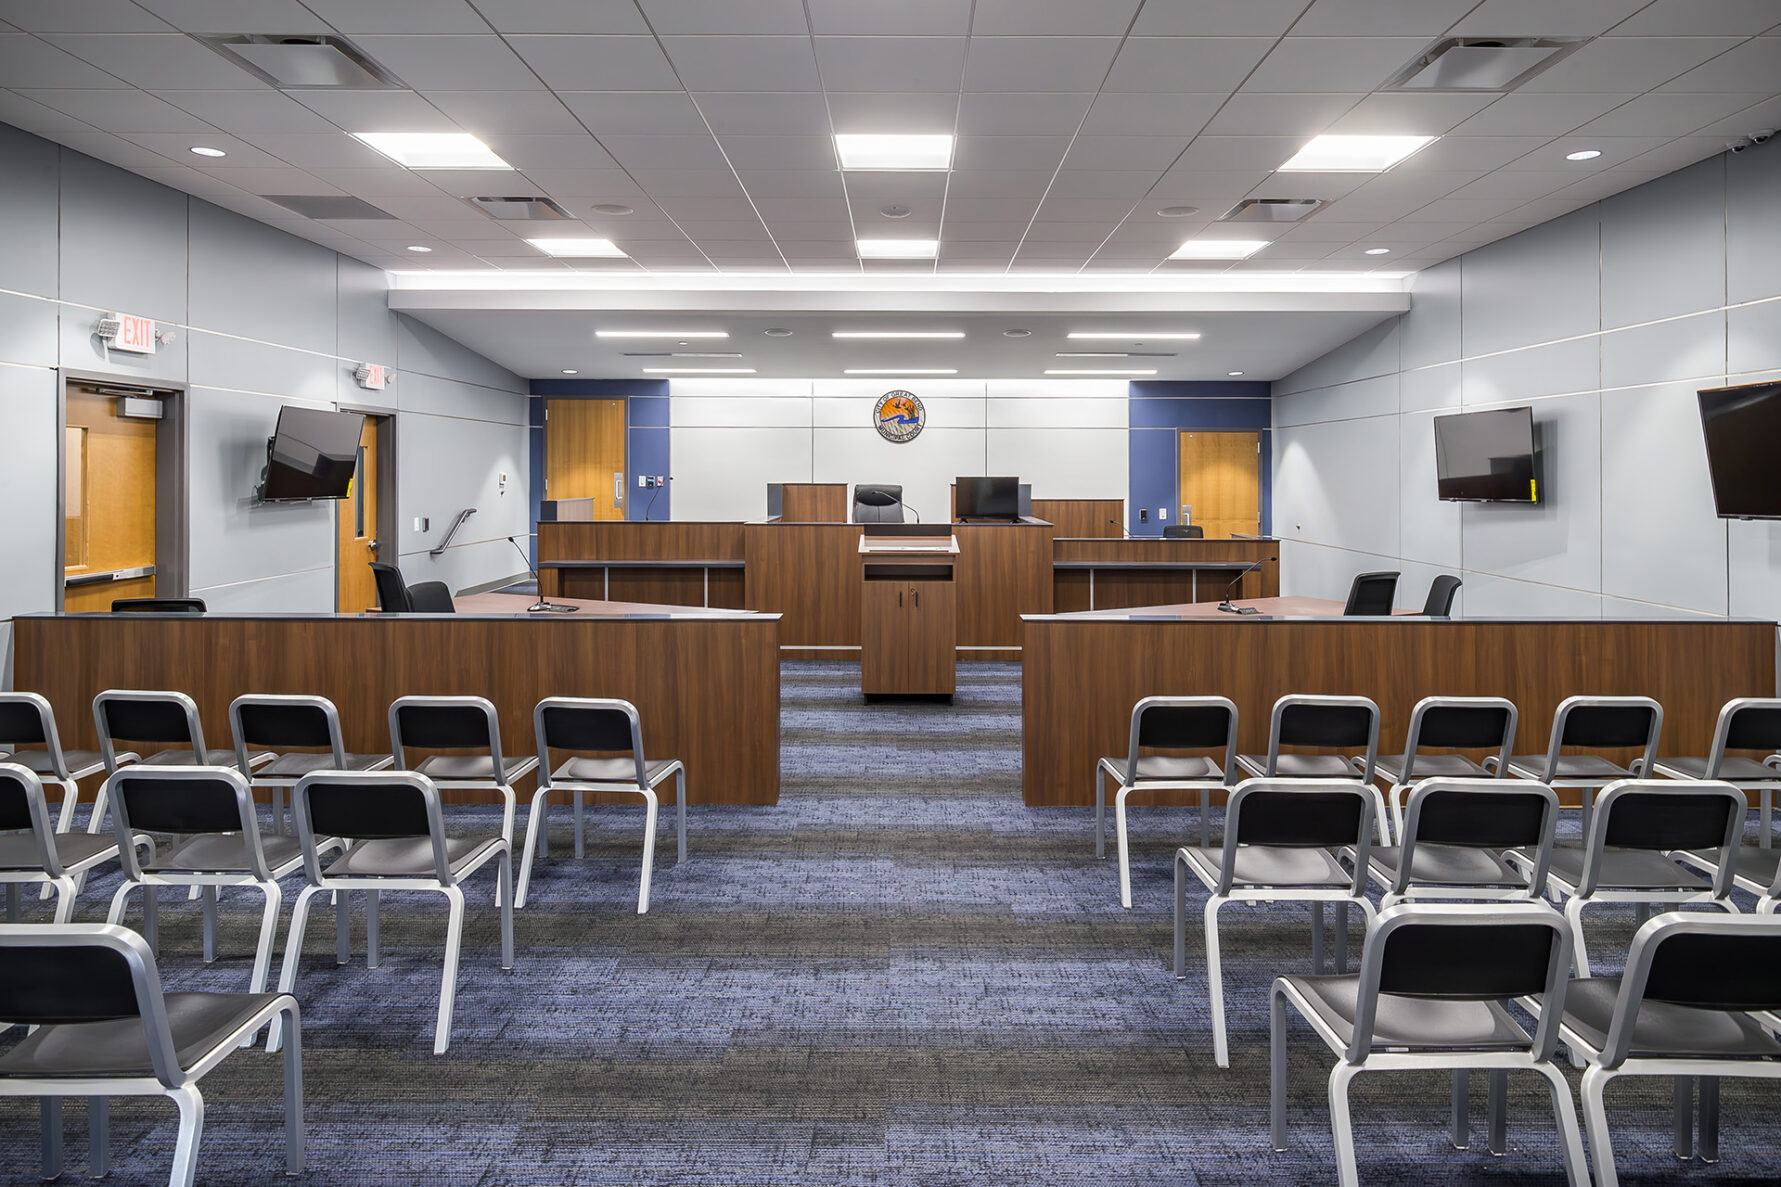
3,748 -> 111,779
553,756 -> 678,786
413,754 -> 535,783
1097,754 -> 1223,782
1651,755 -> 1780,782
1238,753 -> 1356,779
0,991 -> 281,1077
325,835 -> 504,878
135,748 -> 270,770
1531,845 -> 1708,891
1367,843 -> 1524,888
1282,973 -> 1532,1050
1679,846 -> 1781,887
1554,977 -> 1781,1059
258,751 -> 392,779
1182,845 -> 1352,888
1373,753 -> 1493,782
151,833 -> 303,874
1505,754 -> 1633,782
0,832 -> 119,872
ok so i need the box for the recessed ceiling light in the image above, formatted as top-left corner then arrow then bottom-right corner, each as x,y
879,204 -> 912,219
1278,134 -> 1436,173
843,368 -> 958,375
1169,239 -> 1268,260
857,238 -> 939,259
1157,205 -> 1199,218
597,330 -> 729,339
590,203 -> 634,215
1228,371 -> 1245,377
832,331 -> 964,339
1003,329 -> 1031,338
527,237 -> 627,258
835,133 -> 953,171
1565,149 -> 1603,161
189,145 -> 227,158
1068,331 -> 1201,341
405,244 -> 432,253
763,328 -> 794,337
642,367 -> 756,374
1044,368 -> 1157,376
1364,247 -> 1392,255
350,131 -> 511,170
561,368 -> 578,374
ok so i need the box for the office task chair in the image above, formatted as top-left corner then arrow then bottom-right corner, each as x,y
110,598 -> 207,614
0,923 -> 303,1187
1,763 -> 153,924
369,562 -> 455,613
1654,700 -> 1781,897
1342,571 -> 1400,616
1422,574 -> 1462,616
272,770 -> 513,1055
853,484 -> 905,523
230,695 -> 394,835
1271,904 -> 1587,1186
0,692 -> 121,835
1497,696 -> 1662,836
1162,525 -> 1204,539
1373,696 -> 1518,839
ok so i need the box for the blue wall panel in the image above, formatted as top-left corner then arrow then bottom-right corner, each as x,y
1128,381 -> 1272,537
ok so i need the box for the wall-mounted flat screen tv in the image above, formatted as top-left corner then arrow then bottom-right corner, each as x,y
261,406 -> 365,501
1433,407 -> 1539,502
1699,381 -> 1781,519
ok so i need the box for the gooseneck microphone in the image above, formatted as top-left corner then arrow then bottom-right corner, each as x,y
1217,555 -> 1278,615
643,475 -> 672,521
1108,518 -> 1131,539
508,535 -> 579,614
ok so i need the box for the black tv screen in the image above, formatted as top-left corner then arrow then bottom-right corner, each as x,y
262,406 -> 364,500
1433,407 -> 1538,502
1699,381 -> 1781,519
957,476 -> 1020,520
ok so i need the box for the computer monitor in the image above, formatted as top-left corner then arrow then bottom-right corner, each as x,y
956,476 -> 1020,521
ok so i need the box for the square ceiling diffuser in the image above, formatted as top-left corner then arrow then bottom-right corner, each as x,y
197,34 -> 403,89
464,196 -> 573,221
1219,198 -> 1325,223
1385,37 -> 1589,92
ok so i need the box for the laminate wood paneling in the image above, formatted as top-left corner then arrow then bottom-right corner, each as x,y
954,523 -> 1053,648
1031,499 -> 1123,539
744,523 -> 863,647
779,483 -> 848,523
538,522 -> 746,564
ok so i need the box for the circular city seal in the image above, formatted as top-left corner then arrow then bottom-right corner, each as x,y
874,390 -> 925,443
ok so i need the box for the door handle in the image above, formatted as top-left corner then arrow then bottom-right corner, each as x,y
368,539 -> 380,554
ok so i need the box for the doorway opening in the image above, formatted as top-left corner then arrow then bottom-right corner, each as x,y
1176,430 -> 1261,539
336,410 -> 397,613
545,398 -> 627,520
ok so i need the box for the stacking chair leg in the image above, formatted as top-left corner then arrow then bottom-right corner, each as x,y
1115,785 -> 1135,909
1269,986 -> 1291,1150
1563,897 -> 1593,978
1312,903 -> 1325,972
1094,767 -> 1107,859
168,1084 -> 205,1187
39,1098 -> 61,1180
1672,1076 -> 1693,1159
436,885 -> 466,1055
1451,1070 -> 1469,1149
1580,1065 -> 1623,1187
1540,1063 -> 1593,1187
516,787 -> 552,910
1328,1063 -> 1363,1187
1699,1076 -> 1720,1163
366,889 -> 381,969
1488,1069 -> 1508,1155
1206,896 -> 1230,1069
500,849 -> 515,970
250,882 -> 282,994
573,790 -> 586,860
200,887 -> 219,962
674,771 -> 687,866
335,890 -> 350,964
106,882 -> 160,953
4,884 -> 16,923
271,886 -> 324,1053
637,790 -> 659,914
89,1097 -> 108,1178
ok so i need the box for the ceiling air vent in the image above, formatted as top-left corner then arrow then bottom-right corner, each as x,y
196,35 -> 403,89
1385,37 -> 1588,92
1219,198 -> 1324,224
263,195 -> 394,220
465,196 -> 573,221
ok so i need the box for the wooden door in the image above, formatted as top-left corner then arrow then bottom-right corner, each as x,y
545,399 -> 626,520
336,416 -> 380,612
64,387 -> 157,611
1177,431 -> 1260,539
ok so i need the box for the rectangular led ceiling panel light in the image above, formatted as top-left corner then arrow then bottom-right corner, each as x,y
1168,240 -> 1268,260
527,238 -> 627,257
857,239 -> 940,259
352,132 -> 511,169
1278,134 -> 1436,172
835,134 -> 954,170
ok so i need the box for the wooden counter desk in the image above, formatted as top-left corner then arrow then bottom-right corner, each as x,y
1021,600 -> 1777,807
13,592 -> 782,806
1052,537 -> 1279,612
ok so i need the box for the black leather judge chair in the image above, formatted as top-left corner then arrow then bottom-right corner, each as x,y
853,484 -> 904,523
1343,571 -> 1400,616
370,563 -> 454,613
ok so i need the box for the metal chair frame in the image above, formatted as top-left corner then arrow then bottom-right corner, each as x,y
0,691 -> 128,837
1,762 -> 153,924
1371,779 -> 1559,908
230,694 -> 394,836
1648,697 -> 1781,850
1237,694 -> 1387,843
1497,695 -> 1662,836
1374,696 -> 1518,840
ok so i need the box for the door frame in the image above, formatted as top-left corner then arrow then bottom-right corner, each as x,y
334,404 -> 397,612
1174,426 -> 1267,539
56,369 -> 189,611
543,396 -> 630,519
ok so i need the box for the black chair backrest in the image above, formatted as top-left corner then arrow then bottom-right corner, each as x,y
539,703 -> 634,753
1343,571 -> 1399,616
370,562 -> 413,613
1417,703 -> 1513,750
111,772 -> 244,834
0,943 -> 141,1024
1642,928 -> 1781,1011
1279,702 -> 1373,748
394,703 -> 493,751
1162,524 -> 1204,539
1561,704 -> 1658,749
1603,789 -> 1740,852
98,697 -> 194,746
1234,787 -> 1367,847
1724,703 -> 1781,753
234,701 -> 334,750
854,484 -> 904,523
1376,918 -> 1561,1000
408,582 -> 455,613
303,776 -> 430,840
0,766 -> 37,831
1421,575 -> 1461,616
110,598 -> 206,614
1412,787 -> 1551,849
1137,703 -> 1232,750
0,696 -> 50,748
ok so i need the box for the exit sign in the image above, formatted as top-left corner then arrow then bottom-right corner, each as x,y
112,313 -> 157,354
355,362 -> 388,389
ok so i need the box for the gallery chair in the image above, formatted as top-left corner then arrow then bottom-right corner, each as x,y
0,691 -> 122,835
1421,574 -> 1462,616
1238,695 -> 1385,841
1497,695 -> 1662,836
1365,779 -> 1559,908
1270,904 -> 1587,1187
1508,779 -> 1743,978
389,695 -> 535,852
1655,699 -> 1781,898
528,697 -> 687,913
230,694 -> 393,835
272,770 -> 513,1056
1,763 -> 153,925
0,922 -> 302,1187
1373,696 -> 1518,839
1341,571 -> 1399,616
1527,913 -> 1781,1187
1174,779 -> 1377,1068
93,690 -> 273,777
1094,695 -> 1238,909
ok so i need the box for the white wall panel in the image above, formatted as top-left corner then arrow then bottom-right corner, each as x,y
1273,372 -> 1398,428
1273,417 -> 1400,560
1599,310 -> 1725,391
672,396 -> 813,427
1461,573 -> 1603,619
986,397 -> 1127,428
812,427 -> 984,520
986,427 -> 1127,499
813,395 -> 987,428
397,414 -> 531,557
1459,393 -> 1601,595
1598,163 -> 1726,330
673,426 -> 813,521
1397,410 -> 1463,569
985,378 -> 1126,400
1461,207 -> 1600,358
0,365 -> 59,636
1462,335 -> 1599,405
191,566 -> 334,614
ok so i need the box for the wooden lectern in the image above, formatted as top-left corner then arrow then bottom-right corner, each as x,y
858,528 -> 959,697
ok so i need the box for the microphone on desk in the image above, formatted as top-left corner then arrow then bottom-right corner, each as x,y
1108,518 -> 1131,539
507,535 -> 579,614
1217,555 -> 1278,615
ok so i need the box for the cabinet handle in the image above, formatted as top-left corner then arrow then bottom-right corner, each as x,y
898,590 -> 903,607
913,590 -> 920,608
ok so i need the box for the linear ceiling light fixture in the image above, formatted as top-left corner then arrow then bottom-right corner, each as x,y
1067,331 -> 1201,340
1169,239 -> 1268,260
832,331 -> 964,339
642,367 -> 756,374
1045,368 -> 1157,376
857,238 -> 940,259
843,368 -> 958,375
835,133 -> 954,170
596,330 -> 729,339
351,131 -> 511,169
526,237 -> 627,257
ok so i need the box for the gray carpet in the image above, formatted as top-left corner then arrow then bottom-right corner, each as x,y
2,660 -> 1776,1185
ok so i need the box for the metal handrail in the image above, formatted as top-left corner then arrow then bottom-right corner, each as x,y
429,507 -> 477,557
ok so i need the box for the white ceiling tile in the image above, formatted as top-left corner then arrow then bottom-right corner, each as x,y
352,36 -> 541,91
16,87 -> 221,133
491,167 -> 644,196
1060,135 -> 1189,173
1400,135 -> 1551,172
1047,170 -> 1164,198
1321,91 -> 1502,136
1618,135 -> 1738,174
626,168 -> 749,196
1243,37 -> 1432,93
659,36 -> 820,91
0,89 -> 94,132
288,89 -> 462,131
674,221 -> 774,240
696,91 -> 833,135
1449,92 -> 1637,137
1200,92 -> 1363,137
114,129 -> 292,166
969,0 -> 1142,35
36,33 -> 249,88
231,132 -> 389,168
306,165 -> 467,196
1658,36 -> 1781,93
1146,169 -> 1266,202
557,91 -> 707,134
923,220 -> 1012,242
507,36 -> 682,91
1520,36 -> 1743,93
1170,135 -> 1304,171
1292,0 -> 1480,35
1102,37 -> 1274,94
1079,92 -> 1221,137
295,0 -> 491,34
752,196 -> 852,221
1268,220 -> 1394,243
1498,134 -> 1669,169
732,168 -> 847,198
1407,195 -> 1532,223
424,90 -> 584,134
718,135 -> 838,170
812,37 -> 966,92
490,132 -> 620,169
943,170 -> 1055,198
806,0 -> 971,35
825,91 -> 959,134
957,91 -> 1098,137
952,134 -> 1072,171
1439,170 -> 1577,201
1450,0 -> 1656,38
1031,197 -> 1141,221
184,164 -> 343,193
598,132 -> 728,170
152,89 -> 340,134
130,164 -> 259,197
1613,0 -> 1781,36
1691,93 -> 1781,136
839,171 -> 949,204
1243,172 -> 1372,199
964,37 -> 1123,93
1570,90 -> 1773,137
0,0 -> 169,31
464,0 -> 649,34
637,0 -> 810,34
941,196 -> 1040,221
50,130 -> 189,167
1340,169 -> 1481,200
1130,0 -> 1317,36
1023,220 -> 1120,243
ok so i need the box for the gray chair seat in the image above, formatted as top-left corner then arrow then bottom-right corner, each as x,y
413,754 -> 536,783
1505,754 -> 1634,782
1374,753 -> 1493,782
554,756 -> 679,786
1679,846 -> 1781,887
0,991 -> 282,1077
1531,845 -> 1708,891
325,835 -> 504,879
1182,845 -> 1352,888
0,831 -> 120,872
1237,753 -> 1356,779
1651,755 -> 1781,782
4,748 -> 112,778
258,751 -> 393,779
1097,754 -> 1222,782
1283,973 -> 1531,1050
135,748 -> 271,770
151,832 -> 303,874
1367,843 -> 1524,888
1554,977 -> 1781,1058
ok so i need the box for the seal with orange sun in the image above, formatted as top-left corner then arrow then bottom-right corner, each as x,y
874,390 -> 925,443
